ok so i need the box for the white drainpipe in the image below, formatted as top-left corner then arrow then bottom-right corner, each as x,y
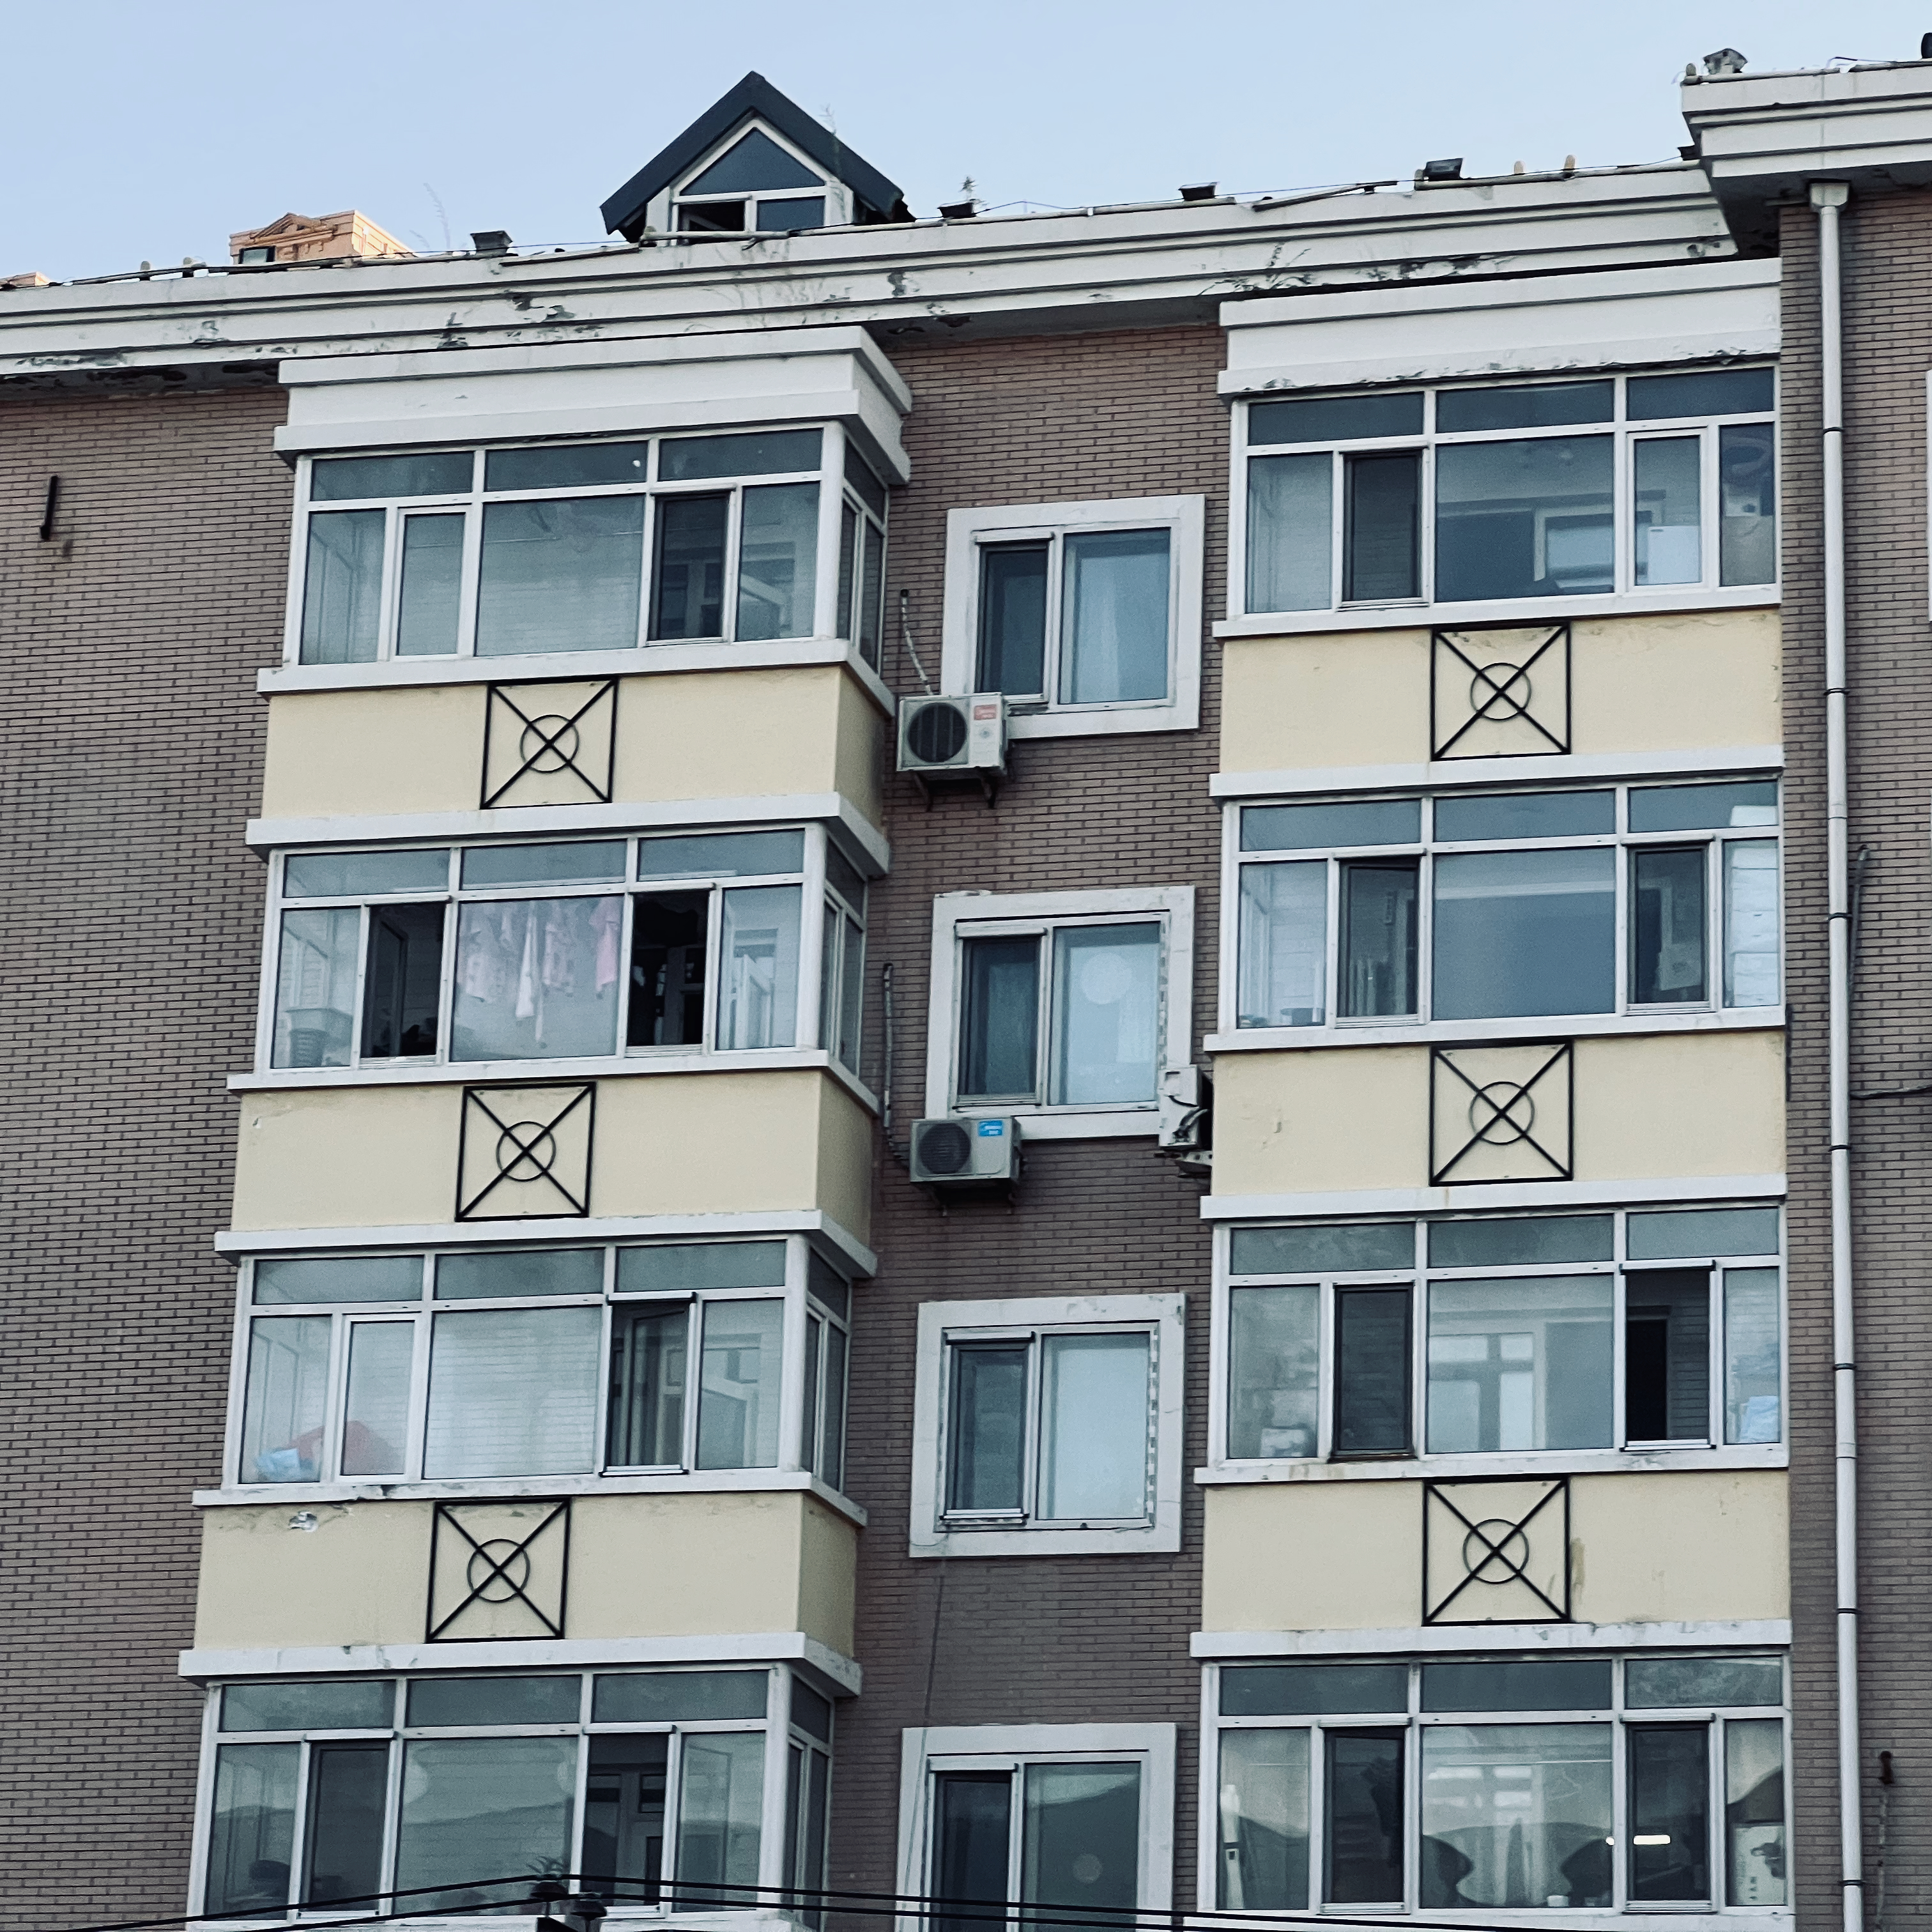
1811,176 -> 1862,1932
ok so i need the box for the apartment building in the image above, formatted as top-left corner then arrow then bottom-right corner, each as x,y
1,49 -> 1928,1932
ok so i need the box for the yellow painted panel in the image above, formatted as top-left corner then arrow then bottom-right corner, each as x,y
796,1496 -> 860,1656
1221,629 -> 1429,774
232,1085 -> 459,1230
1573,1031 -> 1784,1180
1212,1046 -> 1429,1198
815,1079 -> 877,1246
1202,1482 -> 1420,1631
1572,1470 -> 1788,1623
1570,609 -> 1781,756
834,672 -> 887,833
262,686 -> 486,820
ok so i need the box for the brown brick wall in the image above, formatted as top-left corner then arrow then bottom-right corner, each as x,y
831,326 -> 1229,1905
1782,188 -> 1932,1930
0,387 -> 288,1923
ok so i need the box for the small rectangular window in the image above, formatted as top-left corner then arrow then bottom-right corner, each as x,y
436,1247 -> 602,1299
484,442 -> 648,493
1629,1724 -> 1712,1901
1222,1662 -> 1409,1717
1250,392 -> 1423,445
737,482 -> 819,640
1228,1284 -> 1318,1459
477,496 -> 645,656
1237,859 -> 1326,1029
649,493 -> 729,640
1217,1729 -> 1315,1905
1324,1730 -> 1404,1903
360,903 -> 444,1058
1342,452 -> 1420,601
449,897 -> 624,1061
1628,1654 -> 1784,1709
1725,1719 -> 1788,1905
1719,422 -> 1777,585
341,1322 -> 411,1476
1333,1286 -> 1411,1456
591,1667 -> 769,1722
717,885 -> 801,1049
301,510 -> 385,665
1436,381 -> 1614,433
1432,848 -> 1616,1020
312,451 -> 471,502
1338,859 -> 1418,1016
1629,368 -> 1775,420
629,890 -> 708,1048
1426,1215 -> 1613,1268
422,1307 -> 600,1477
1630,846 -> 1708,1006
1627,1206 -> 1779,1261
395,514 -> 464,657
396,1736 -> 576,1913
1021,1761 -> 1140,1910
1630,779 -> 1777,832
977,542 -> 1050,694
660,429 -> 823,480
606,1303 -> 689,1468
1436,434 -> 1614,601
302,1743 -> 388,1906
946,1342 -> 1028,1514
695,1298 -> 783,1468
1426,1275 -> 1613,1452
1724,840 -> 1781,1005
934,1772 -> 1011,1932
1434,788 -> 1615,841
1724,1267 -> 1782,1444
638,829 -> 806,879
1245,452 -> 1332,613
1624,1269 -> 1710,1443
272,907 -> 360,1069
460,840 -> 627,887
583,1733 -> 668,1903
1241,798 -> 1420,851
1634,436 -> 1703,586
618,1241 -> 788,1292
205,1744 -> 298,1915
284,848 -> 450,898
1048,922 -> 1160,1105
1059,529 -> 1170,702
253,1254 -> 422,1305
241,1315 -> 331,1482
1420,1657 -> 1611,1711
221,1678 -> 394,1731
1038,1332 -> 1151,1521
758,196 -> 825,231
1231,1222 -> 1414,1275
959,935 -> 1041,1100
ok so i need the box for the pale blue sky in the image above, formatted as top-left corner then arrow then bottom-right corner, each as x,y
4,1 -> 1928,282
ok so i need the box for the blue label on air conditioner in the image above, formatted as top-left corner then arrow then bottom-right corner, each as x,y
977,1120 -> 1005,1137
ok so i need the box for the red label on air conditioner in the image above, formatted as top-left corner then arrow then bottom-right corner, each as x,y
972,703 -> 999,721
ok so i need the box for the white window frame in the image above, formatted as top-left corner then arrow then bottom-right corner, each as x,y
896,1722 -> 1177,1928
909,1292 -> 1184,1557
1206,1204 -> 1788,1484
1215,778 -> 1782,1050
663,117 -> 853,235
1223,369 -> 1777,636
925,885 -> 1195,1138
223,1232 -> 854,1501
1197,1653 -> 1792,1922
941,496 -> 1205,737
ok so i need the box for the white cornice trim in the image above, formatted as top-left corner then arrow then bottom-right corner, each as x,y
1200,1174 -> 1788,1221
1192,1618 -> 1791,1659
1209,744 -> 1784,798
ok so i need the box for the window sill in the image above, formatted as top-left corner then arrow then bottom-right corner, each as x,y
1204,1008 -> 1785,1054
231,1047 -> 881,1114
910,1519 -> 1180,1558
195,1466 -> 868,1526
1213,585 -> 1779,640
1209,743 -> 1784,799
999,696 -> 1200,740
946,1104 -> 1159,1141
1197,1443 -> 1787,1485
259,634 -> 896,716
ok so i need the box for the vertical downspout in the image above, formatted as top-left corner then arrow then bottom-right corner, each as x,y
1811,175 -> 1862,1932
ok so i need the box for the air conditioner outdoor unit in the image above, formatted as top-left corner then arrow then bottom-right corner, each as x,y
910,1116 -> 1020,1186
898,691 -> 1007,775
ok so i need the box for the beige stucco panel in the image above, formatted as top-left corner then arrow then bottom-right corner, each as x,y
1570,608 -> 1781,756
833,671 -> 887,834
795,1496 -> 860,1655
815,1078 -> 876,1245
1221,629 -> 1430,774
1202,1482 -> 1420,1631
197,1501 -> 433,1648
1572,1469 -> 1788,1623
1212,1046 -> 1430,1198
1574,1031 -> 1784,1180
261,686 -> 487,821
232,1085 -> 460,1229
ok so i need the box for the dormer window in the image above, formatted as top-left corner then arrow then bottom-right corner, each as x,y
673,126 -> 831,234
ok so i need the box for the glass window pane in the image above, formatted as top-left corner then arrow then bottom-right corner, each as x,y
677,1731 -> 763,1888
793,1681 -> 833,1743
1629,1655 -> 1784,1709
1334,1287 -> 1411,1456
1229,1285 -> 1319,1459
1626,1268 -> 1710,1442
1230,1222 -> 1414,1275
1421,1658 -> 1612,1712
661,428 -> 824,479
808,1255 -> 852,1320
311,450 -> 471,501
1250,391 -> 1423,445
395,513 -> 464,657
618,1242 -> 787,1293
1432,848 -> 1616,1019
1419,1724 -> 1613,1908
1246,452 -> 1332,613
717,885 -> 801,1049
477,496 -> 644,656
1022,1761 -> 1140,1910
933,1772 -> 1011,1932
1340,860 -> 1419,1016
1427,1216 -> 1613,1268
977,542 -> 1048,695
696,1298 -> 783,1469
608,1303 -> 689,1468
1720,422 -> 1777,586
1724,839 -> 1781,1006
303,1742 -> 388,1905
273,907 -> 360,1069
684,129 -> 822,195
1427,1275 -> 1614,1451
395,1736 -> 576,1913
435,1248 -> 603,1300
1222,1663 -> 1408,1717
1238,861 -> 1326,1029
845,449 -> 887,519
342,1322 -> 412,1476
737,482 -> 819,640
404,1675 -> 579,1726
360,902 -> 444,1059
629,889 -> 709,1048
1635,438 -> 1703,586
1629,1724 -> 1711,1901
1436,436 -> 1614,601
946,1342 -> 1028,1513
638,829 -> 805,879
859,521 -> 885,668
1050,922 -> 1160,1104
583,1733 -> 668,1904
301,510 -> 385,665
1434,789 -> 1614,841
1344,452 -> 1421,600
1629,1206 -> 1779,1260
1726,1719 -> 1788,1905
838,911 -> 864,1071
205,1742 -> 298,1915
423,1307 -> 600,1476
1060,529 -> 1170,703
254,1254 -> 422,1305
801,1318 -> 822,1489
450,897 -> 622,1060
960,935 -> 1040,1100
649,493 -> 728,638
283,848 -> 451,899
483,443 -> 648,492
1437,381 -> 1614,433
1325,1731 -> 1404,1903
592,1669 -> 768,1723
1629,368 -> 1775,420
1724,1268 -> 1782,1444
820,1322 -> 848,1490
1631,847 -> 1708,1006
836,504 -> 857,640
1630,780 -> 1777,832
825,843 -> 867,911
241,1316 -> 331,1482
221,1678 -> 394,1731
461,841 -> 626,887
1242,798 -> 1421,851
1039,1333 -> 1151,1521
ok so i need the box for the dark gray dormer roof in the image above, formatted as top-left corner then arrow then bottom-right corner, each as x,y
599,72 -> 910,240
